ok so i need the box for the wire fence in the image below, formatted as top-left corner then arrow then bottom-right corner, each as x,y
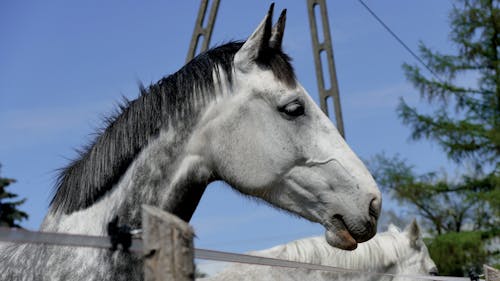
0,226 -> 481,281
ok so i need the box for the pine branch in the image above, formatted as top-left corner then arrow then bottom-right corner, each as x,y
397,99 -> 496,163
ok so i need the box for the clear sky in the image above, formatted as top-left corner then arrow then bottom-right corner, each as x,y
1,0 -> 457,262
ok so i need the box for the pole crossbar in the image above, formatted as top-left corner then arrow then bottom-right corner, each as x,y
0,227 -> 472,281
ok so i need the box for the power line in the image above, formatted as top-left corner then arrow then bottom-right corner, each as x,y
356,0 -> 445,83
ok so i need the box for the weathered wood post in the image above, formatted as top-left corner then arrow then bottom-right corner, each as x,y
142,205 -> 195,281
484,265 -> 500,281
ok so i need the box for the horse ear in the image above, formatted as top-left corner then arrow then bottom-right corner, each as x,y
404,219 -> 421,246
234,3 -> 274,70
269,9 -> 286,50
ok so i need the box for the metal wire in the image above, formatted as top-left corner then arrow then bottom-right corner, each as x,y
356,0 -> 445,83
0,227 -> 143,253
0,227 -> 472,280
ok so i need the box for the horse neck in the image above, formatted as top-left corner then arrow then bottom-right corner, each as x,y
42,88 -> 227,235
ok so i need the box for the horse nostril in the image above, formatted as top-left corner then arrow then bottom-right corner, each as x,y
429,267 -> 439,276
369,196 -> 381,220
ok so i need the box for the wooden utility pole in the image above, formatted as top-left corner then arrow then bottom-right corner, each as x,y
484,265 -> 500,281
186,0 -> 221,62
142,205 -> 195,281
307,0 -> 345,138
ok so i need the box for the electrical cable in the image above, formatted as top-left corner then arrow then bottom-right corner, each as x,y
356,0 -> 445,83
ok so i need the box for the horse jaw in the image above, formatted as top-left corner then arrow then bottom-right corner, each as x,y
277,150 -> 380,250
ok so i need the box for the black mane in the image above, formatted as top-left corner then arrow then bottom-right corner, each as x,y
50,41 -> 296,214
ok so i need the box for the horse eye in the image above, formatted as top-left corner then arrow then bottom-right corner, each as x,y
279,101 -> 304,118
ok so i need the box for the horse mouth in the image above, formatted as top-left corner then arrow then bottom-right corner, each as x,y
324,215 -> 358,251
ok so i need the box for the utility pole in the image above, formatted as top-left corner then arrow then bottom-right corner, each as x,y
307,0 -> 345,138
186,0 -> 221,63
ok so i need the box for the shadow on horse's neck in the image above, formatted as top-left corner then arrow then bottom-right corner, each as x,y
109,90 -> 223,226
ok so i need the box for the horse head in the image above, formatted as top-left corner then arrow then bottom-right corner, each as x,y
192,5 -> 381,250
392,220 -> 438,280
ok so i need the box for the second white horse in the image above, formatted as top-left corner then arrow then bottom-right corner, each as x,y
202,220 -> 438,281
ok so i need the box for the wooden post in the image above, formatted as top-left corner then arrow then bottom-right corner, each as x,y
484,265 -> 500,281
142,205 -> 195,281
307,0 -> 346,138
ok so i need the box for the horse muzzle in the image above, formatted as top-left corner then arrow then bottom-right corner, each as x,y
324,194 -> 381,250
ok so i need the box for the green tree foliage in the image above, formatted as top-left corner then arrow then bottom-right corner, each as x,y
371,0 -> 499,276
369,154 -> 496,235
0,164 -> 28,228
426,231 -> 488,276
400,0 -> 500,167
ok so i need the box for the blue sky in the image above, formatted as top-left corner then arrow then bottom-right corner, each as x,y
1,0 -> 457,257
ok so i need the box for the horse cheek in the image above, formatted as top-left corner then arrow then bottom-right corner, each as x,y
207,120 -> 278,192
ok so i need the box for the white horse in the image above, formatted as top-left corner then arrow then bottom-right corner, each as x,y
202,220 -> 438,281
0,5 -> 381,280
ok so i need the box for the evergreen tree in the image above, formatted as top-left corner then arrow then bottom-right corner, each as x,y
397,0 -> 499,223
400,0 -> 499,167
0,164 -> 28,228
371,0 -> 499,275
369,154 -> 493,235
